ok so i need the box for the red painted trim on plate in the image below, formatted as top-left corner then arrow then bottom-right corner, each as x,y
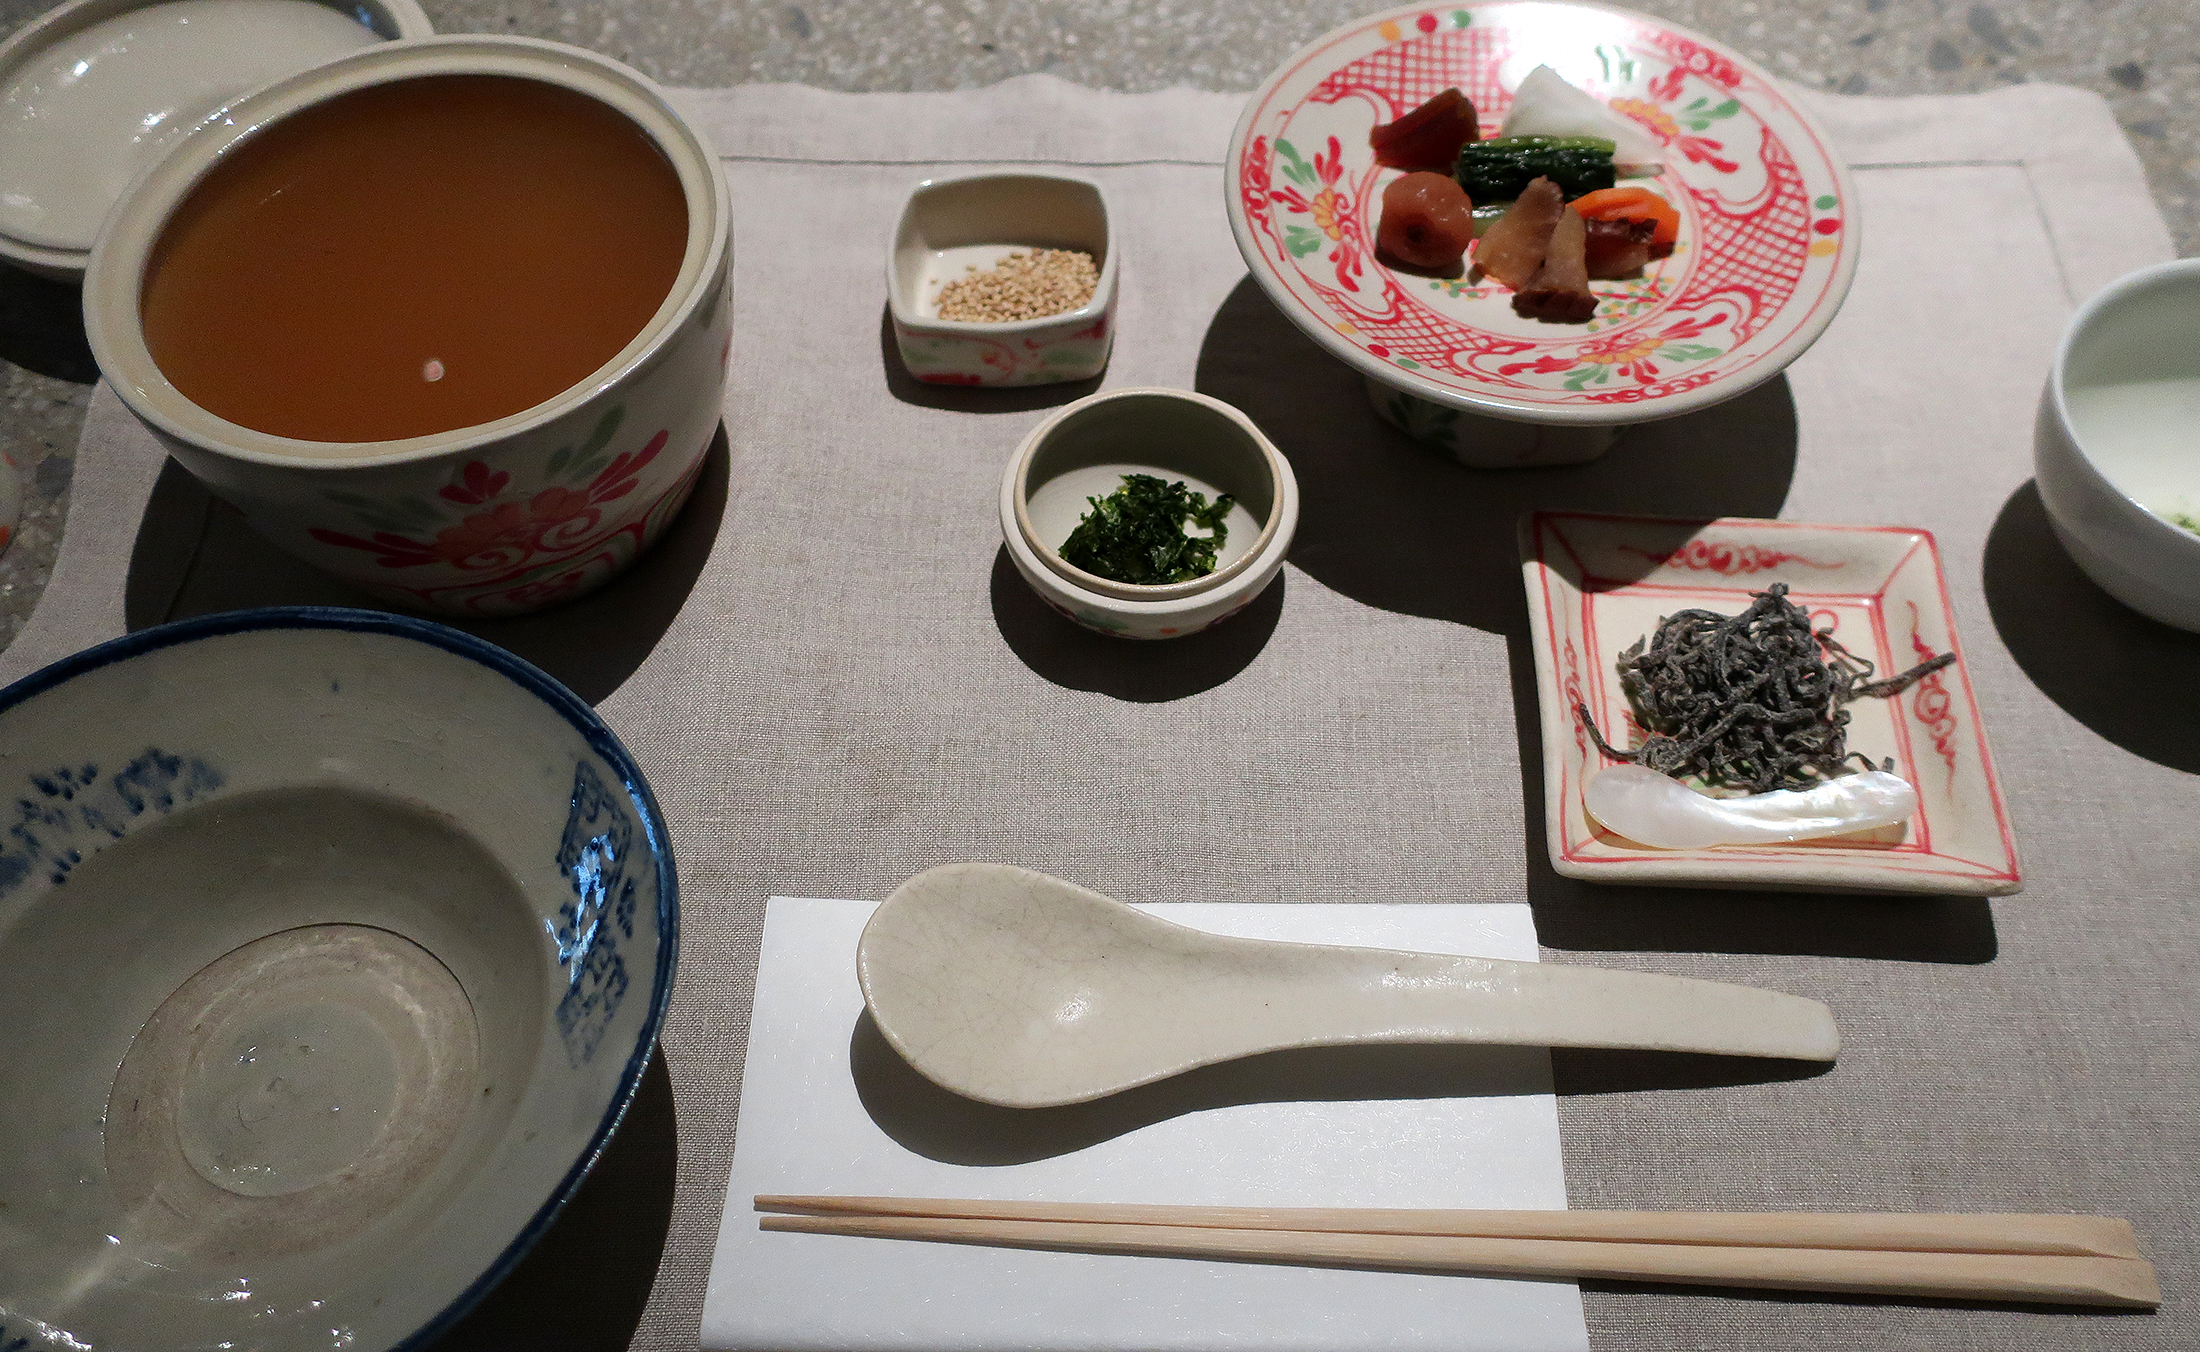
1531,512 -> 2021,883
1236,3 -> 1858,416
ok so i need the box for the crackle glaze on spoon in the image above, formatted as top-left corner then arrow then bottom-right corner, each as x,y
857,863 -> 1838,1108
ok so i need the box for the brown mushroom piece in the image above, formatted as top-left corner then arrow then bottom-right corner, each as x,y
1583,215 -> 1657,280
1471,175 -> 1565,291
1513,206 -> 1597,323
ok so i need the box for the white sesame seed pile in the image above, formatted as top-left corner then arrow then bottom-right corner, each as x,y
934,248 -> 1099,323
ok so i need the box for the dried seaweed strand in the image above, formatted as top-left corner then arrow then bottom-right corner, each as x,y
1577,583 -> 1956,793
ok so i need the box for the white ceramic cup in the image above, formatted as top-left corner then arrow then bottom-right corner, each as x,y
84,36 -> 733,618
2033,257 -> 2200,632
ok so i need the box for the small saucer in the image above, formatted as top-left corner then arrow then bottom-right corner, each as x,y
1520,511 -> 2021,896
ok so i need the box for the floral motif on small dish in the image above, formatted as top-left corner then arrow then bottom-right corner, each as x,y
1521,512 -> 2020,896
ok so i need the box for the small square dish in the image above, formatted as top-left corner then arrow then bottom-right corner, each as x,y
1520,512 -> 2022,896
886,172 -> 1117,386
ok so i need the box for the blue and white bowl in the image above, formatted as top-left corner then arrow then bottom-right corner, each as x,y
0,608 -> 676,1351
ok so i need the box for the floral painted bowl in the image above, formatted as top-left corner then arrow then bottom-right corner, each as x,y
1227,1 -> 1859,430
83,37 -> 733,617
0,608 -> 675,1351
887,172 -> 1117,386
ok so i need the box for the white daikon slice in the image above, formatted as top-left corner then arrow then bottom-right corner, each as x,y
1498,64 -> 1666,168
1583,764 -> 1918,850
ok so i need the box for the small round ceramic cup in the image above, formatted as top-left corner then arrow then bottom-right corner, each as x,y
1000,387 -> 1299,640
84,36 -> 733,618
2034,257 -> 2200,632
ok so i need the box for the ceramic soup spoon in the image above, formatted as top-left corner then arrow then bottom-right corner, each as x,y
856,863 -> 1838,1108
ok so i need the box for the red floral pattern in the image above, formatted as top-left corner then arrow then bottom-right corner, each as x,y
1907,600 -> 1961,779
1617,539 -> 1844,574
306,422 -> 698,614
439,461 -> 510,506
1235,6 -> 1846,414
1267,134 -> 1368,291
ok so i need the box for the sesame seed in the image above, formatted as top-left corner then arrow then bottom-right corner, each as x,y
935,248 -> 1099,323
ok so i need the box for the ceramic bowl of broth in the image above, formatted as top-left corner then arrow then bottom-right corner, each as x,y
0,608 -> 675,1351
2035,258 -> 2200,632
83,36 -> 732,617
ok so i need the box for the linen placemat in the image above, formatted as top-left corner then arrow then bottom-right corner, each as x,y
5,76 -> 2191,1352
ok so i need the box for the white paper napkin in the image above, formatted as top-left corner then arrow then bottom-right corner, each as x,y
701,898 -> 1587,1352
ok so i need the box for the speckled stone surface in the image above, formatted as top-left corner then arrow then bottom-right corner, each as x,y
0,0 -> 2192,649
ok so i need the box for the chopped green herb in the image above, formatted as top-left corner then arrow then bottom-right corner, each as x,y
1455,134 -> 1617,203
2163,510 -> 2200,536
1060,473 -> 1235,586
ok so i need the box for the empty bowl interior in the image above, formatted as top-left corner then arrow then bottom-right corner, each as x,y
1021,393 -> 1278,599
0,617 -> 668,1351
2060,264 -> 2200,526
892,174 -> 1108,321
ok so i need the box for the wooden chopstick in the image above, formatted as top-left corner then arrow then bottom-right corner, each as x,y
753,1195 -> 2143,1259
755,1211 -> 2160,1309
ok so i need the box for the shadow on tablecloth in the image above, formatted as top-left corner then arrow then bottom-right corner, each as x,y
850,1010 -> 1821,1165
0,262 -> 96,384
1192,275 -> 1800,636
1984,481 -> 2200,775
425,1049 -> 678,1352
121,426 -> 732,705
989,544 -> 1286,701
1195,276 -> 2000,964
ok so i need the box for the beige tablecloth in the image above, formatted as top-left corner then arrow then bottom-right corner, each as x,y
6,75 -> 2192,1352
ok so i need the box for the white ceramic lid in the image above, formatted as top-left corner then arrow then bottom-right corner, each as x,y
0,0 -> 433,279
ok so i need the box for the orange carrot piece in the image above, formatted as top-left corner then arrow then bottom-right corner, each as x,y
1570,187 -> 1679,248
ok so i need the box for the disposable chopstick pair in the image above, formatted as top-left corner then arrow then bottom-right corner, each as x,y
753,1196 -> 2160,1309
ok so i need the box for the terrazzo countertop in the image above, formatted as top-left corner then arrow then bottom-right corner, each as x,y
0,0 -> 2193,650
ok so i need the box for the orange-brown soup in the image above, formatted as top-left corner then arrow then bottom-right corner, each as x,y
141,74 -> 689,445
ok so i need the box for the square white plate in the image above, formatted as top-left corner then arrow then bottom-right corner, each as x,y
1520,511 -> 2021,895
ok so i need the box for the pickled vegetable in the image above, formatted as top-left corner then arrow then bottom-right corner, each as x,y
1455,134 -> 1617,203
1369,87 -> 1481,172
1571,186 -> 1680,249
1513,207 -> 1596,323
1497,65 -> 1666,167
1583,215 -> 1655,279
1376,171 -> 1477,270
1472,176 -> 1566,291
